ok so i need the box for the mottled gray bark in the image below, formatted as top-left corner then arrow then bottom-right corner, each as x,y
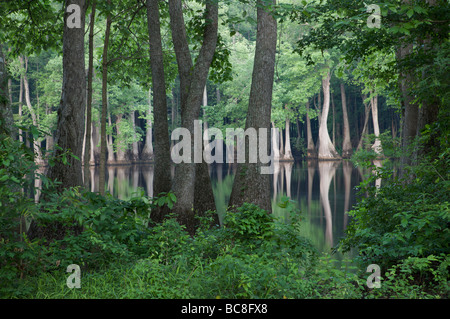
168,0 -> 219,233
146,0 -> 173,224
228,0 -> 277,213
47,0 -> 86,190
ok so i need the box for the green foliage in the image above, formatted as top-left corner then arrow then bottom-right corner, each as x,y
365,254 -> 449,299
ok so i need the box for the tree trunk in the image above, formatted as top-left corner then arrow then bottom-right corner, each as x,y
306,100 -> 316,158
283,116 -> 293,160
357,94 -> 371,151
45,103 -> 54,152
228,0 -> 277,213
316,71 -> 340,160
340,82 -> 352,158
99,1 -> 111,196
20,55 -> 43,164
168,0 -> 219,233
28,0 -> 87,241
130,110 -> 140,162
107,113 -> 115,163
0,44 -> 15,138
146,0 -> 173,224
18,75 -> 24,142
396,43 -> 418,177
46,0 -> 86,189
271,121 -> 281,161
370,93 -> 382,155
84,0 -> 96,188
141,88 -> 154,161
90,122 -> 97,165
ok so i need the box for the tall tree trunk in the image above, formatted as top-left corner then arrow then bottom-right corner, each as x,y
130,110 -> 140,162
306,100 -> 316,158
331,91 -> 336,146
84,0 -> 96,188
316,71 -> 340,160
370,93 -> 382,155
141,88 -> 154,161
47,0 -> 86,189
340,82 -> 352,158
90,122 -> 97,165
20,55 -> 43,164
357,94 -> 371,151
28,0 -> 87,241
18,75 -> 24,142
99,2 -> 111,196
0,44 -> 15,138
283,115 -> 293,160
146,0 -> 173,224
107,113 -> 115,163
168,0 -> 219,233
228,0 -> 277,213
271,121 -> 281,160
45,103 -> 54,152
396,43 -> 418,177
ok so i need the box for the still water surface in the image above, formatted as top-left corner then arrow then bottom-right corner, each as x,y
83,160 -> 370,255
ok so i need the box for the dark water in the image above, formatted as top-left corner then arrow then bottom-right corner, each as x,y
82,160 -> 369,255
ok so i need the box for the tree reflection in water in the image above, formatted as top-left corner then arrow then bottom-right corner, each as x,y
86,160 -> 366,254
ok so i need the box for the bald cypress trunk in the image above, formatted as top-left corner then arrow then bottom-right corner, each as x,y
306,100 -> 316,158
316,71 -> 340,160
340,82 -> 352,158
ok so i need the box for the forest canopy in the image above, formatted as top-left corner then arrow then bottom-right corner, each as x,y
0,0 -> 448,301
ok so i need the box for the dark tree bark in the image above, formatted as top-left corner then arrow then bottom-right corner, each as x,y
168,0 -> 219,233
84,0 -> 96,188
396,43 -> 418,177
146,0 -> 172,224
0,44 -> 15,138
99,1 -> 111,196
28,0 -> 87,241
47,0 -> 86,190
228,0 -> 277,213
